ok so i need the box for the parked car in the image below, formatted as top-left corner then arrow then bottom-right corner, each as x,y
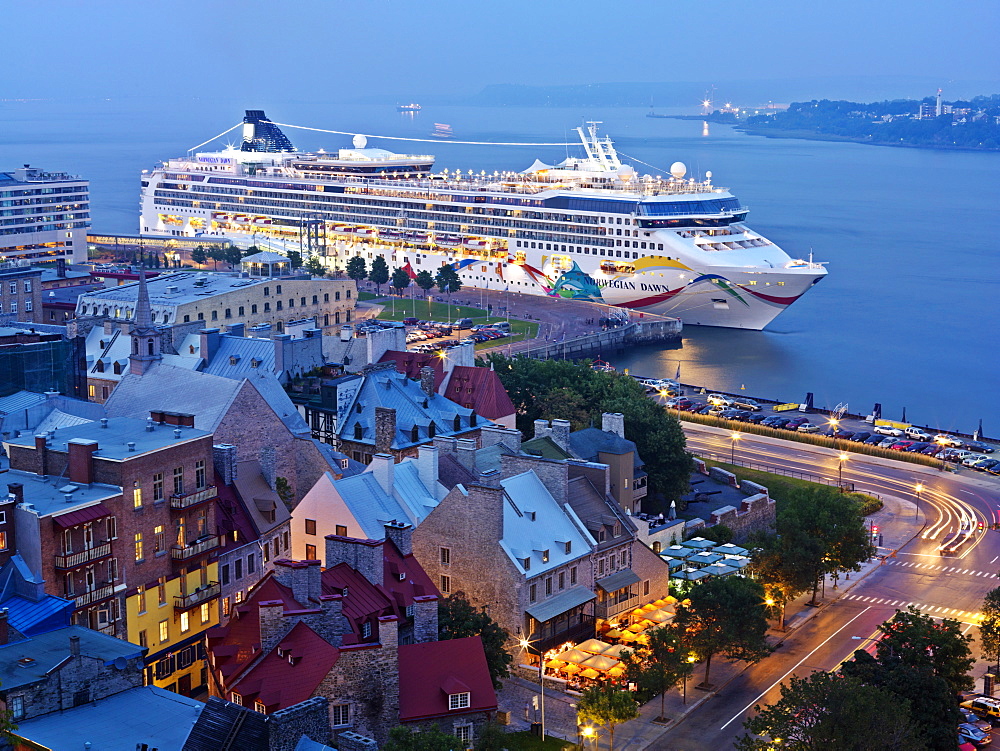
965,441 -> 995,454
904,426 -> 933,441
797,423 -> 821,433
403,317 -> 419,325
732,399 -> 762,411
696,404 -> 716,415
961,696 -> 1000,722
746,413 -> 769,424
864,434 -> 885,445
947,451 -> 977,463
850,431 -> 872,443
922,444 -> 943,456
890,440 -> 914,451
935,434 -> 965,448
963,454 -> 990,467
960,710 -> 993,735
769,417 -> 792,429
873,425 -> 904,437
706,393 -> 732,407
834,430 -> 855,441
972,459 -> 999,472
958,722 -> 990,747
878,438 -> 899,449
718,409 -> 743,419
904,441 -> 929,452
666,397 -> 693,409
761,415 -> 786,427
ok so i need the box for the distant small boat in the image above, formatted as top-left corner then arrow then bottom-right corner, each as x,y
432,123 -> 453,139
397,103 -> 421,112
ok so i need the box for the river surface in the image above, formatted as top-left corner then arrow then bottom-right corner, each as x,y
2,97 -> 997,433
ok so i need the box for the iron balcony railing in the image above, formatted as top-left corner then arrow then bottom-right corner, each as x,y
55,542 -> 112,570
171,535 -> 220,561
174,582 -> 221,610
169,485 -> 218,510
73,583 -> 115,609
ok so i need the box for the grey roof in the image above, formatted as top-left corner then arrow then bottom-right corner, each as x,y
0,624 -> 143,692
15,685 -> 203,751
596,568 -> 641,593
294,738 -> 337,751
569,428 -> 644,471
38,268 -> 93,284
77,271 -> 271,312
563,474 -> 635,548
1,394 -> 105,439
243,370 -> 310,436
310,439 -> 364,477
6,417 -> 211,461
0,470 -> 121,518
233,460 -> 290,537
0,391 -> 47,415
183,696 -> 268,751
524,585 -> 596,624
241,250 -> 291,264
331,460 -> 440,538
201,335 -> 275,379
437,452 -> 476,489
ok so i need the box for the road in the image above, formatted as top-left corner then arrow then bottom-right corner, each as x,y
649,425 -> 1000,750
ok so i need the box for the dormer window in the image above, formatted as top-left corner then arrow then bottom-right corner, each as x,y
231,692 -> 243,706
354,423 -> 363,440
189,344 -> 195,354
453,415 -> 461,431
411,425 -> 419,442
448,692 -> 471,710
95,360 -> 104,373
428,421 -> 436,438
598,529 -> 607,543
254,700 -> 267,714
541,550 -> 550,563
251,358 -> 260,368
521,557 -> 531,571
361,621 -> 372,639
613,523 -> 621,537
564,541 -> 572,555
229,355 -> 240,365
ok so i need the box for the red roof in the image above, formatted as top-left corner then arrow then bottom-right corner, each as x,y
228,620 -> 340,711
378,351 -> 446,389
382,541 -> 440,609
52,502 -> 112,529
442,365 -> 515,421
398,636 -> 498,722
207,574 -> 303,682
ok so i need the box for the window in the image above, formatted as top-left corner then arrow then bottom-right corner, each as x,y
138,629 -> 147,648
238,306 -> 244,316
570,566 -> 577,585
224,308 -> 231,319
235,589 -> 244,604
449,692 -> 471,710
136,584 -> 146,614
529,583 -> 537,602
221,563 -> 230,585
643,580 -> 650,596
440,575 -> 451,594
440,547 -> 451,565
335,524 -> 347,537
158,577 -> 167,606
598,559 -> 605,576
231,692 -> 243,706
275,285 -> 282,294
305,543 -> 316,559
273,538 -> 279,558
331,704 -> 350,727
25,300 -> 32,312
106,516 -> 117,542
180,611 -> 190,633
361,621 -> 372,639
263,544 -> 270,563
24,280 -> 31,293
222,597 -> 231,617
235,558 -> 243,579
195,460 -> 206,489
283,530 -> 290,550
564,541 -> 572,555
154,525 -> 164,554
152,473 -> 163,502
620,550 -> 627,567
8,695 -> 23,720
558,572 -> 565,590
541,549 -> 549,563
247,553 -> 256,575
133,486 -> 142,509
201,602 -> 210,623
0,531 -> 6,551
546,578 -> 552,595
9,302 -> 15,315
108,558 -> 118,582
305,519 -> 317,536
251,304 -> 258,314
173,467 -> 184,495
211,310 -> 218,321
134,533 -> 143,562
158,619 -> 168,643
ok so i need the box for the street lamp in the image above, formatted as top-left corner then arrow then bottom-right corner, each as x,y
682,654 -> 697,704
730,431 -> 741,465
914,483 -> 924,520
837,453 -> 849,492
518,637 -> 545,739
828,417 -> 840,445
581,726 -> 597,749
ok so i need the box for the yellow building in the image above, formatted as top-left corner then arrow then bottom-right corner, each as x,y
125,562 -> 219,696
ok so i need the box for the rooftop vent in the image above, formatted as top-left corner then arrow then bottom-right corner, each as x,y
145,418 -> 154,433
166,285 -> 179,294
17,657 -> 35,668
99,418 -> 108,429
127,442 -> 136,452
173,429 -> 181,439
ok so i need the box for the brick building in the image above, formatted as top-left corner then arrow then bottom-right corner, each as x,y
0,262 -> 43,323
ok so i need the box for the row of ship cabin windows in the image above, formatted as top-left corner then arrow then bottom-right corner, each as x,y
516,239 -> 661,258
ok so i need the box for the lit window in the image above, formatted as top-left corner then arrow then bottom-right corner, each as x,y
254,700 -> 267,714
361,621 -> 372,639
180,611 -> 190,633
449,692 -> 471,710
133,486 -> 142,509
201,602 -> 210,623
154,525 -> 164,553
158,619 -> 168,643
134,533 -> 143,562
231,692 -> 243,706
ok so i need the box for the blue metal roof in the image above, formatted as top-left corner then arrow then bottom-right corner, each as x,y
2,594 -> 74,637
0,390 -> 47,415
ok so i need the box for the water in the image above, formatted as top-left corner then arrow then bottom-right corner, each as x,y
2,97 -> 997,433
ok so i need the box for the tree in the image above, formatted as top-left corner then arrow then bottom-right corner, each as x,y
207,247 -> 226,270
699,524 -> 733,546
737,671 -> 923,751
274,477 -> 293,510
369,255 -> 390,295
535,387 -> 590,429
304,255 -> 326,277
416,269 -> 436,314
221,246 -> 243,268
980,585 -> 1000,673
391,267 -> 412,296
434,265 -> 461,323
674,575 -> 771,687
749,530 -> 819,630
576,683 -> 639,751
437,593 -> 512,690
190,245 -> 208,266
842,607 -> 973,751
619,623 -> 693,722
472,721 -> 507,751
382,725 -> 463,751
346,256 -> 368,285
287,250 -> 303,269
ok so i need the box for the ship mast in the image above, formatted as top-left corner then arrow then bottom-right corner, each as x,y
574,122 -> 623,172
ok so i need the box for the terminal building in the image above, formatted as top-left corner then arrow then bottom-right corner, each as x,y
0,166 -> 90,263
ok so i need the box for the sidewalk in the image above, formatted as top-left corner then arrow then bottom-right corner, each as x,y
494,491 -> 925,750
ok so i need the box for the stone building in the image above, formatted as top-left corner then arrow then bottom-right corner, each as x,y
0,262 -> 43,323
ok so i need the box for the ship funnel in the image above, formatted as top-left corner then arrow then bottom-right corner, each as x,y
241,110 -> 296,153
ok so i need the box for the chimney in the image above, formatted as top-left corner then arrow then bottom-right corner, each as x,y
433,436 -> 457,456
419,366 -> 436,397
384,521 -> 412,556
602,412 -> 625,438
56,258 -> 67,279
273,333 -> 293,377
0,609 -> 8,646
274,560 -> 322,606
369,453 -> 395,494
339,324 -> 353,342
258,601 -> 287,656
478,468 -> 501,487
69,634 -> 80,656
456,438 -> 477,471
374,407 -> 396,455
199,328 -> 221,363
149,410 -> 165,424
67,439 -> 99,485
174,413 -> 195,428
317,594 -> 344,647
7,483 -> 24,505
99,418 -> 108,429
325,536 -> 382,586
34,434 -> 49,477
227,322 -> 245,337
551,419 -> 571,450
213,444 -> 238,486
417,445 -> 439,493
259,447 -> 277,491
480,425 -> 522,453
533,419 -> 551,440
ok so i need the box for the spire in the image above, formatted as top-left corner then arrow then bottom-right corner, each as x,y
132,268 -> 154,333
129,268 -> 162,375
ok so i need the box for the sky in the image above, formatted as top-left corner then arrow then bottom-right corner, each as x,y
4,0 -> 999,103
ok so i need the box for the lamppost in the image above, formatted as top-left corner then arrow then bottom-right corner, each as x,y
730,431 -> 741,465
828,417 -> 840,446
518,637 -> 545,739
914,483 -> 924,520
581,726 -> 597,749
682,654 -> 697,704
838,452 -> 849,492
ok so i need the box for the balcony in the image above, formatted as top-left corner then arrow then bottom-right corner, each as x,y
55,542 -> 112,570
594,592 -> 639,620
174,582 -> 220,611
170,485 -> 218,510
73,583 -> 116,609
171,535 -> 220,561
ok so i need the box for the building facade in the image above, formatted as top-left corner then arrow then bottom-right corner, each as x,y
0,165 -> 90,263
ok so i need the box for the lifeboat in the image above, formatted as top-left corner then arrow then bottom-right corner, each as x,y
436,235 -> 462,247
464,238 -> 490,249
355,227 -> 376,237
382,229 -> 404,241
407,231 -> 430,243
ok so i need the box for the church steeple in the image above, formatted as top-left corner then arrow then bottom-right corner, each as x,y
129,268 -> 162,375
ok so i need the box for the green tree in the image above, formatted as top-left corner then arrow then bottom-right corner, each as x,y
221,245 -> 242,268
674,575 -> 771,687
536,387 -> 590,429
304,255 -> 326,277
382,725 -> 463,751
207,247 -> 226,270
434,265 -> 462,322
980,585 -> 1000,673
749,530 -> 818,630
286,250 -> 303,269
369,255 -> 390,295
346,256 -> 368,285
842,607 -> 973,751
576,683 -> 639,751
619,623 -> 693,722
416,269 -> 436,314
699,524 -> 733,546
190,245 -> 207,266
736,671 -> 923,751
274,477 -> 293,510
438,593 -> 512,690
391,267 -> 412,296
472,721 -> 507,751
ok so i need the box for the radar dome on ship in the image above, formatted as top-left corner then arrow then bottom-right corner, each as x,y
615,165 -> 635,183
352,134 -> 368,149
670,162 -> 687,179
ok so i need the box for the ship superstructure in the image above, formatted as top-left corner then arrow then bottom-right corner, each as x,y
139,110 -> 827,329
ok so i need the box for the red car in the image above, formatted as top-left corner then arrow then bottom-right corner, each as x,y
890,440 -> 914,451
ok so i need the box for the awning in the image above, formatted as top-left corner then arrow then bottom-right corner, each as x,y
52,502 -> 112,529
525,586 -> 596,624
596,569 -> 641,594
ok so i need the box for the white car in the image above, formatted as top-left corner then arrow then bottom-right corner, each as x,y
873,425 -> 904,437
934,434 -> 964,448
962,454 -> 989,467
707,394 -> 732,407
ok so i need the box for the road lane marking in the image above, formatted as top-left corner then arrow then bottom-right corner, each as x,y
719,608 -> 872,731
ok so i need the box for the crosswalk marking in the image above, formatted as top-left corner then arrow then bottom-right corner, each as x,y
839,594 -> 977,620
883,560 -> 998,579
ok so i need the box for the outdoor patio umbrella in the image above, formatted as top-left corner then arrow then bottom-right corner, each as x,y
581,654 -> 621,672
576,638 -> 611,654
652,598 -> 669,608
580,668 -> 601,680
544,659 -> 567,670
618,631 -> 639,642
664,545 -> 696,559
602,644 -> 629,659
603,628 -> 624,640
680,536 -> 715,550
714,543 -> 749,556
641,603 -> 659,613
635,633 -> 650,645
561,664 -> 582,675
554,648 -> 590,664
607,665 -> 625,678
628,622 -> 647,633
647,609 -> 673,624
701,563 -> 737,577
688,552 -> 723,566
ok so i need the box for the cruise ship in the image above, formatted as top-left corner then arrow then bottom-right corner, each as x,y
139,110 -> 827,329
